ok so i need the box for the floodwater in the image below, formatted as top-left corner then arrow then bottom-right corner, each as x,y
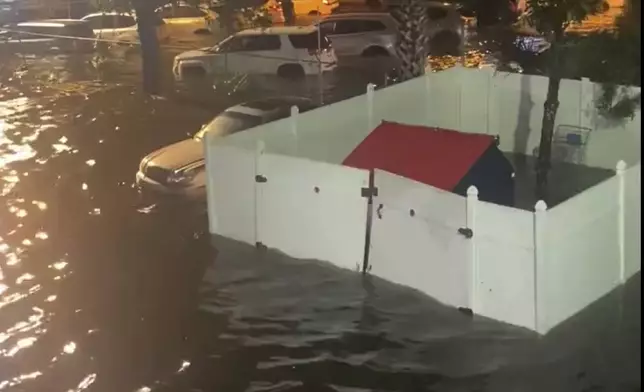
0,18 -> 640,392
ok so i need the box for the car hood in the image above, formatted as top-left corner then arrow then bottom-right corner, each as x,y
176,48 -> 213,60
143,138 -> 204,171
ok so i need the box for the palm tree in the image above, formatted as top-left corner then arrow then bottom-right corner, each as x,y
392,0 -> 428,81
521,0 -> 609,202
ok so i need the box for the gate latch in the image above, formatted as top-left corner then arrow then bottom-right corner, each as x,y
361,186 -> 378,198
255,174 -> 267,183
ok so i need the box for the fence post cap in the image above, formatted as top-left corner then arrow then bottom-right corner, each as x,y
290,105 -> 299,116
616,160 -> 627,172
535,200 -> 548,211
466,186 -> 479,197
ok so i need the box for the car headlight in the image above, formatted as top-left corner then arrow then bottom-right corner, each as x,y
167,169 -> 197,185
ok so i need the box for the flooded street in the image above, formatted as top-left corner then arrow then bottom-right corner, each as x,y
0,11 -> 640,392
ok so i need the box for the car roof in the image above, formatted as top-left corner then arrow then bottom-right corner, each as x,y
226,97 -> 315,116
236,25 -> 317,36
83,12 -> 136,18
17,19 -> 90,27
322,12 -> 393,21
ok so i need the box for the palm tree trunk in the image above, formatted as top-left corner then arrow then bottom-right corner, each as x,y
536,74 -> 560,202
536,32 -> 563,202
394,0 -> 427,81
133,0 -> 161,95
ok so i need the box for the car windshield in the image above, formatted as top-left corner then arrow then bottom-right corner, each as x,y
194,111 -> 263,140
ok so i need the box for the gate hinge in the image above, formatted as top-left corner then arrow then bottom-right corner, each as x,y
361,186 -> 378,198
255,174 -> 267,183
457,228 -> 473,239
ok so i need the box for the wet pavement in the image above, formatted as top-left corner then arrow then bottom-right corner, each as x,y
0,14 -> 640,392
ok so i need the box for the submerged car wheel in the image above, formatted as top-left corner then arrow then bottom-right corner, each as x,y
277,64 -> 305,80
361,46 -> 389,57
308,10 -> 320,15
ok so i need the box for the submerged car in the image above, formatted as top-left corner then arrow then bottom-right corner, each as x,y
173,25 -> 338,81
317,12 -> 398,58
0,19 -> 95,53
136,97 -> 317,200
80,12 -> 169,44
155,2 -> 218,31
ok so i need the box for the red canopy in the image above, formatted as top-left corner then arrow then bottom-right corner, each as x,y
342,121 -> 495,191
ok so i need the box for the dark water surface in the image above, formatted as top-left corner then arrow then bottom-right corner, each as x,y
0,32 -> 640,392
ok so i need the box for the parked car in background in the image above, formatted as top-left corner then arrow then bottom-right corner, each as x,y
136,97 -> 318,200
81,12 -> 169,44
173,26 -> 337,81
0,19 -> 95,53
155,2 -> 216,30
265,0 -> 339,16
317,12 -> 397,57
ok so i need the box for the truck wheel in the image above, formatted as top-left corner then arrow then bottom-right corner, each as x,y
277,64 -> 305,80
362,46 -> 389,57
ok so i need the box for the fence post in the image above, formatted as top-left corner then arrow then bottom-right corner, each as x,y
366,83 -> 375,132
579,78 -> 595,130
203,130 -> 219,234
454,64 -> 463,131
616,160 -> 627,284
533,200 -> 548,334
253,140 -> 265,245
290,105 -> 299,152
485,67 -> 495,136
424,73 -> 432,126
466,186 -> 479,313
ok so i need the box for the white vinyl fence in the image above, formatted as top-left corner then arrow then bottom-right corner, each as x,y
204,68 -> 641,333
205,131 -> 641,333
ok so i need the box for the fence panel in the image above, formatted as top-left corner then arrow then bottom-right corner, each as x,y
539,175 -> 622,332
373,78 -> 428,127
425,68 -> 462,130
368,170 -> 471,309
474,200 -> 536,330
205,144 -> 258,245
458,67 -> 494,135
624,163 -> 641,279
217,94 -> 371,165
256,153 -> 370,271
294,95 -> 371,164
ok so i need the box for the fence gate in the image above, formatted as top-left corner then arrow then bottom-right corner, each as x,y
256,152 -> 371,271
368,169 -> 473,310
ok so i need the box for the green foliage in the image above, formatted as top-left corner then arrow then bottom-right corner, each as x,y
523,0 -> 608,36
596,85 -> 641,122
